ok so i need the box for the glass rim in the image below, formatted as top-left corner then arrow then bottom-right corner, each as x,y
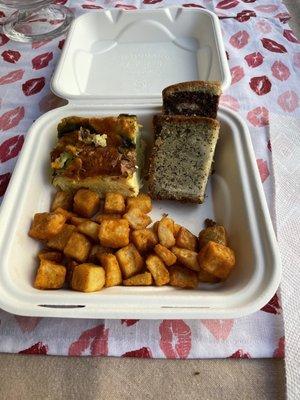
0,0 -> 51,9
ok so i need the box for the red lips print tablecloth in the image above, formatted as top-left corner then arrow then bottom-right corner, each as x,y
0,0 -> 299,358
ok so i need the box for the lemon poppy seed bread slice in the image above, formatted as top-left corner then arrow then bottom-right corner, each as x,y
148,115 -> 220,203
162,81 -> 222,118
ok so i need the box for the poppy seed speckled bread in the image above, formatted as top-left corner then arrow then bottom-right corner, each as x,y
148,115 -> 220,203
162,81 -> 222,118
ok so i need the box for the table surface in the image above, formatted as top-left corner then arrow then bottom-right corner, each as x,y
0,0 -> 299,399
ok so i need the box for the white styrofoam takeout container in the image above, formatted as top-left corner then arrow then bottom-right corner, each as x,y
0,8 -> 281,319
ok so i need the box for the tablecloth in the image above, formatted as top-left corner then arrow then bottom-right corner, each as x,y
269,113 -> 300,400
0,0 -> 298,358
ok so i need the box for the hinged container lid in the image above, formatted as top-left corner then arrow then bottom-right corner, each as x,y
51,8 -> 230,105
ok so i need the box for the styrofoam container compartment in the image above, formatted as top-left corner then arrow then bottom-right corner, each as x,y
0,8 -> 281,319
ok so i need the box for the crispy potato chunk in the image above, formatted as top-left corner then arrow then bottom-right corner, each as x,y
34,260 -> 66,290
198,225 -> 227,248
157,217 -> 176,248
171,246 -> 200,271
104,192 -> 126,214
126,193 -> 152,213
173,223 -> 181,237
176,227 -> 197,251
198,269 -> 221,284
38,249 -> 63,263
73,189 -> 101,218
99,219 -> 130,248
64,232 -> 92,262
47,224 -> 76,251
77,221 -> 100,241
51,191 -> 73,212
70,216 -> 89,226
53,207 -> 76,221
123,208 -> 152,230
123,272 -> 153,286
29,212 -> 66,240
71,263 -> 105,293
131,229 -> 158,253
169,265 -> 198,289
116,243 -> 144,279
95,213 -> 122,224
88,245 -> 112,263
154,244 -> 177,266
145,254 -> 170,286
99,253 -> 122,287
197,241 -> 235,280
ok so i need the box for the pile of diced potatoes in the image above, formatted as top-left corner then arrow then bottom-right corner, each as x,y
28,189 -> 236,292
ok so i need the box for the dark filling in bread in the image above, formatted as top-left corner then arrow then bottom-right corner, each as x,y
163,92 -> 219,119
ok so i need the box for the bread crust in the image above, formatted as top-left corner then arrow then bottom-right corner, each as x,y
153,115 -> 220,132
162,81 -> 222,97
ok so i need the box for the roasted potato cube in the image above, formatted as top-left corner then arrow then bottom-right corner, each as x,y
146,254 -> 169,286
77,221 -> 100,241
116,243 -> 144,279
95,213 -> 122,224
89,245 -> 112,263
171,246 -> 200,271
64,232 -> 92,262
47,224 -> 76,251
38,249 -> 63,263
65,260 -> 78,286
99,219 -> 130,248
173,223 -> 181,237
34,260 -> 66,290
157,217 -> 176,248
54,207 -> 77,221
198,269 -> 221,284
197,241 -> 235,280
153,219 -> 177,236
99,253 -> 122,287
198,225 -> 227,248
73,189 -> 101,218
169,265 -> 198,289
126,193 -> 152,213
70,216 -> 89,226
71,263 -> 105,292
29,212 -> 66,240
176,227 -> 197,251
104,192 -> 126,214
51,191 -> 73,212
123,272 -> 153,286
154,244 -> 177,266
123,207 -> 152,230
131,229 -> 158,253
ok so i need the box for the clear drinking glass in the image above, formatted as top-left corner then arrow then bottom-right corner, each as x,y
0,0 -> 74,42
